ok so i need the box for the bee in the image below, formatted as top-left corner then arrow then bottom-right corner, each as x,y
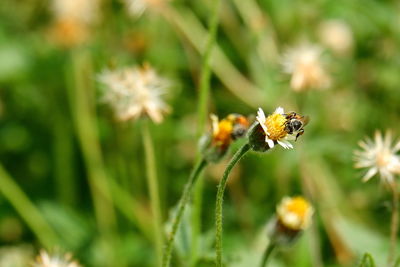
284,112 -> 309,140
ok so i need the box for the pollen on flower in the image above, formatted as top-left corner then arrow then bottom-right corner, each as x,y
277,196 -> 314,231
265,113 -> 287,141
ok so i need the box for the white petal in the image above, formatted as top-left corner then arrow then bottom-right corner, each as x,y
256,108 -> 266,123
284,141 -> 294,149
277,140 -> 288,149
362,167 -> 378,182
210,114 -> 219,135
266,138 -> 275,148
392,140 -> 400,153
256,108 -> 269,135
274,107 -> 284,114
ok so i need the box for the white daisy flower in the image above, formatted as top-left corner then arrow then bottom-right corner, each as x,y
256,107 -> 295,150
98,64 -> 171,123
354,131 -> 400,183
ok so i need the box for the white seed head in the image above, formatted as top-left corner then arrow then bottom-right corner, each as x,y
282,44 -> 331,92
354,131 -> 400,184
98,64 -> 171,123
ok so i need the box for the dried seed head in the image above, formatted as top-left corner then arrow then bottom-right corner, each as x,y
98,64 -> 171,123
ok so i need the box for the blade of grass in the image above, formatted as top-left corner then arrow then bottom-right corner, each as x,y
0,164 -> 59,248
142,120 -> 164,266
161,6 -> 264,108
66,48 -> 118,265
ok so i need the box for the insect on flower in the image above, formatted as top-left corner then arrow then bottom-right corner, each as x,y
284,112 -> 310,141
248,107 -> 309,152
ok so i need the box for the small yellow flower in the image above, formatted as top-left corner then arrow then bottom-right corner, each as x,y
211,114 -> 234,149
201,113 -> 249,163
277,196 -> 314,231
211,114 -> 249,149
256,107 -> 294,149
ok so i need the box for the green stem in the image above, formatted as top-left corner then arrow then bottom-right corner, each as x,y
0,164 -> 58,248
389,181 -> 399,267
142,121 -> 164,266
162,158 -> 208,267
359,253 -> 376,267
215,143 -> 251,266
260,242 -> 276,267
67,49 -> 118,264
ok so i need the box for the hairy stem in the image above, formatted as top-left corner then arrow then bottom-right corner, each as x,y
162,158 -> 208,267
142,121 -> 164,266
215,143 -> 251,266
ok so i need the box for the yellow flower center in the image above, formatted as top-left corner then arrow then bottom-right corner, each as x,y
265,113 -> 287,140
285,197 -> 310,219
376,150 -> 392,168
213,119 -> 233,146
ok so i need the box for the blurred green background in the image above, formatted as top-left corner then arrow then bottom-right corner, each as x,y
1,0 -> 400,266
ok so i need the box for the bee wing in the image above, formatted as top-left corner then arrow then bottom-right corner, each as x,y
302,115 -> 310,126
